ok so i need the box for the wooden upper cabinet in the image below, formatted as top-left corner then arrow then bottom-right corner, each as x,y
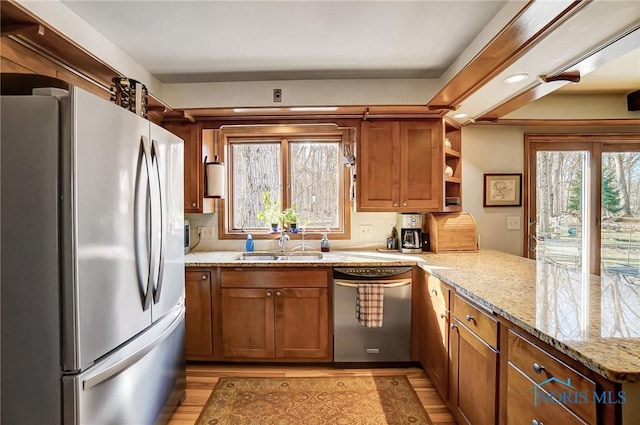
359,120 -> 442,212
162,123 -> 214,214
358,121 -> 400,210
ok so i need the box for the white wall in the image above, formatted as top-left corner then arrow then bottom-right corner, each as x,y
462,126 -> 525,256
162,79 -> 440,109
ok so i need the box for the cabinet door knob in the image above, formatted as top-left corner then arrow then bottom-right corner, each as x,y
532,420 -> 544,425
201,274 -> 207,280
450,323 -> 458,331
532,363 -> 545,374
276,291 -> 282,297
465,314 -> 474,322
191,202 -> 197,207
402,201 -> 407,206
393,202 -> 399,207
431,289 -> 438,296
440,313 -> 447,319
266,291 -> 272,297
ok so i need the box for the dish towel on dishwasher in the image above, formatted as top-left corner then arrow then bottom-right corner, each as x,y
356,284 -> 384,327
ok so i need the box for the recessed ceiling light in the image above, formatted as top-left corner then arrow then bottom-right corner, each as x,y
452,113 -> 468,119
504,73 -> 529,84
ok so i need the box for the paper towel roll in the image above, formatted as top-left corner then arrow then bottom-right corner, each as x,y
206,162 -> 225,198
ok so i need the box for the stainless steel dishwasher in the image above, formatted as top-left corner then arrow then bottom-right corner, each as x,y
333,266 -> 412,362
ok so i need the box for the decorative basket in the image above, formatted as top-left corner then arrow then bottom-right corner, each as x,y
110,77 -> 148,118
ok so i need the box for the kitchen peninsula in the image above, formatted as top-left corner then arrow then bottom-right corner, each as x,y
185,249 -> 640,425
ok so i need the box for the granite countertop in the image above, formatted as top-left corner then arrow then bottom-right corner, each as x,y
184,249 -> 640,383
184,250 -> 418,267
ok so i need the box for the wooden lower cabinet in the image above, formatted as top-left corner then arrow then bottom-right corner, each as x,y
507,363 -> 587,425
219,268 -> 332,361
221,288 -> 274,358
275,288 -> 329,359
450,296 -> 499,425
185,271 -> 213,359
420,273 -> 450,401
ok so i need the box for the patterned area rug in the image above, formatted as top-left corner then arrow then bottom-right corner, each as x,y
195,375 -> 430,425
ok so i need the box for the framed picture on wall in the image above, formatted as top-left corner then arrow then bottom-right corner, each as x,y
483,173 -> 522,207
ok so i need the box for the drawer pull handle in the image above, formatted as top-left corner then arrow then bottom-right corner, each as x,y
431,289 -> 438,296
266,291 -> 272,297
465,314 -> 475,322
533,363 -> 545,374
532,420 -> 544,425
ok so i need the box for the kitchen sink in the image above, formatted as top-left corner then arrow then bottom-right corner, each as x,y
235,251 -> 323,261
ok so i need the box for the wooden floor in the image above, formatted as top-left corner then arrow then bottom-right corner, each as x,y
167,363 -> 456,425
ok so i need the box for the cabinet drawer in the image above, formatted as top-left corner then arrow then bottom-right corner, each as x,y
221,268 -> 328,288
453,294 -> 498,348
508,330 -> 596,424
426,274 -> 450,308
507,363 -> 587,425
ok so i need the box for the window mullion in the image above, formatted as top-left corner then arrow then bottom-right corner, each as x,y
590,143 -> 602,275
281,138 -> 290,209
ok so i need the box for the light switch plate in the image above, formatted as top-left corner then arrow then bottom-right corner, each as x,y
506,216 -> 521,230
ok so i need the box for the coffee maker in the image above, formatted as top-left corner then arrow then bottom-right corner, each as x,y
396,213 -> 423,254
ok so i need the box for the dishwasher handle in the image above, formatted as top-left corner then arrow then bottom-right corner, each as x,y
334,278 -> 411,288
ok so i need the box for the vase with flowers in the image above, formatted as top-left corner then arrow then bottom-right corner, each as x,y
256,192 -> 281,233
280,205 -> 300,233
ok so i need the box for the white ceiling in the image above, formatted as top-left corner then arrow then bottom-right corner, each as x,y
61,0 -> 506,83
58,0 -> 640,114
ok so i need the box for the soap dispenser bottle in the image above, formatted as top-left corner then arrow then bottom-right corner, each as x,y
320,233 -> 330,252
245,234 -> 254,252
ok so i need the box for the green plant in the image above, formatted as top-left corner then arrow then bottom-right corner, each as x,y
256,192 -> 281,225
280,204 -> 299,227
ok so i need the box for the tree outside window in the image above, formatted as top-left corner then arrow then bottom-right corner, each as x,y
221,126 -> 349,238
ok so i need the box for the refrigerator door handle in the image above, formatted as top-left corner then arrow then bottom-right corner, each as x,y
151,139 -> 166,304
134,136 -> 154,311
81,306 -> 183,390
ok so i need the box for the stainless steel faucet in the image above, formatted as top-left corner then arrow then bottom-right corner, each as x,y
278,230 -> 290,251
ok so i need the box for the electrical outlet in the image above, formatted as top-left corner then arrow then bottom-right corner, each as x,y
273,88 -> 282,102
201,227 -> 214,238
359,225 -> 372,240
506,216 -> 521,230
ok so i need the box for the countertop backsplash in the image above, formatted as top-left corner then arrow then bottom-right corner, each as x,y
185,210 -> 399,252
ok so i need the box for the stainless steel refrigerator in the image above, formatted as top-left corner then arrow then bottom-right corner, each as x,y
1,76 -> 186,425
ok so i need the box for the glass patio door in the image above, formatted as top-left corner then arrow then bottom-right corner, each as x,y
527,137 -> 640,276
528,143 -> 591,272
